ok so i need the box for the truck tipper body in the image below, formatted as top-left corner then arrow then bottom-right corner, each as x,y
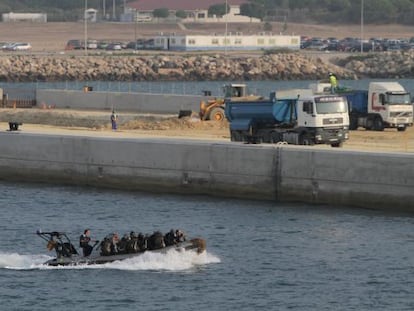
225,91 -> 349,147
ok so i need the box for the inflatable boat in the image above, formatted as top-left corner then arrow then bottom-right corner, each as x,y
36,230 -> 206,266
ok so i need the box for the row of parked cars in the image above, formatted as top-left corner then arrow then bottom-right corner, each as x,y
65,39 -> 155,51
1,42 -> 32,51
301,36 -> 414,52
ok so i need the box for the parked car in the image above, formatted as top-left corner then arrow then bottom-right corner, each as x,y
65,39 -> 83,50
97,41 -> 110,49
87,40 -> 98,49
106,43 -> 122,51
4,42 -> 32,51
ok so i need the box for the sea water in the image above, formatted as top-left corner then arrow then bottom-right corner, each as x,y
0,181 -> 413,311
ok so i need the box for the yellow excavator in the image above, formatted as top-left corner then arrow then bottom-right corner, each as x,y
199,84 -> 262,121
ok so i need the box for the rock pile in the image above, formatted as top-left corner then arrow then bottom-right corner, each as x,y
0,51 -> 412,82
343,51 -> 414,78
0,53 -> 354,82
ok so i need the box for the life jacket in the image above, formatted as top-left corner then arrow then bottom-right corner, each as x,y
100,237 -> 112,256
79,234 -> 90,248
148,231 -> 165,250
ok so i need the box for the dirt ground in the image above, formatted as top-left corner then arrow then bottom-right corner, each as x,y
1,21 -> 414,52
1,108 -> 413,153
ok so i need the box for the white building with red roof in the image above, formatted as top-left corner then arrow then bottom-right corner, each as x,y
127,0 -> 260,23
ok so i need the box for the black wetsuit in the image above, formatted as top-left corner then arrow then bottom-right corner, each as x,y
79,234 -> 93,257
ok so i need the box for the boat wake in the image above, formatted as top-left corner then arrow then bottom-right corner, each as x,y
0,249 -> 220,271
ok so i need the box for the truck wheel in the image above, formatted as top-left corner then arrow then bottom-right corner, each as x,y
299,134 -> 313,146
373,117 -> 384,131
331,142 -> 343,147
397,126 -> 406,132
231,131 -> 241,142
209,108 -> 225,122
270,132 -> 281,143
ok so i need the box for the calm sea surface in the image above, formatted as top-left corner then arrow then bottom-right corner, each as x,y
0,181 -> 413,311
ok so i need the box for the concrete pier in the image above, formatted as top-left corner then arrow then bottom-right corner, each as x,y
0,131 -> 412,212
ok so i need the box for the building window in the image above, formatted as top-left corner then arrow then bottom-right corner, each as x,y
269,39 -> 275,44
197,13 -> 205,18
223,38 -> 230,45
235,38 -> 242,44
171,38 -> 176,44
188,39 -> 196,45
257,38 -> 265,45
292,38 -> 299,44
212,38 -> 219,44
161,38 -> 164,44
181,39 -> 185,44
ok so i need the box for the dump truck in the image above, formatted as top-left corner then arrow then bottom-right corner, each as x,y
225,90 -> 349,147
199,83 -> 262,121
311,82 -> 413,131
344,82 -> 413,131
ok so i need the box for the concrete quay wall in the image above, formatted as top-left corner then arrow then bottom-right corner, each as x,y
36,89 -> 203,113
0,132 -> 413,212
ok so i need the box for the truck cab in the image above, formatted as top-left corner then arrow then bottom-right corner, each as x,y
296,94 -> 349,146
368,82 -> 413,131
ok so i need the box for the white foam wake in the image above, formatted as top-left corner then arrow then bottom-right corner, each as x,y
0,249 -> 220,271
0,252 -> 53,270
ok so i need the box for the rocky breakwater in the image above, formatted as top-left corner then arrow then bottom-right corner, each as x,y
0,53 -> 355,82
341,50 -> 414,78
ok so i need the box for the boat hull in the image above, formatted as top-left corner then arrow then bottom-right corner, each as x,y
44,238 -> 206,266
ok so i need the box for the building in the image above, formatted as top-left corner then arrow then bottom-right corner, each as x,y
153,33 -> 300,51
85,8 -> 98,22
2,12 -> 47,23
126,0 -> 260,23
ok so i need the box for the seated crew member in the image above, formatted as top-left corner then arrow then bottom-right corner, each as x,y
79,229 -> 95,257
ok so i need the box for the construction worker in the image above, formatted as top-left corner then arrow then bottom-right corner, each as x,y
110,109 -> 118,130
329,72 -> 338,94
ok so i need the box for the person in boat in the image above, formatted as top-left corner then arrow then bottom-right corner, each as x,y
79,229 -> 95,257
164,229 -> 177,246
117,233 -> 130,254
111,233 -> 120,254
137,232 -> 147,251
175,229 -> 186,243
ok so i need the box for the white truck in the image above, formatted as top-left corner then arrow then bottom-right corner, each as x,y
312,82 -> 413,131
225,89 -> 350,147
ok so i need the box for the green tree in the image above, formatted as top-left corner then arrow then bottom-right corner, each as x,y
208,3 -> 229,17
240,2 -> 265,19
153,8 -> 169,18
326,0 -> 351,12
176,10 -> 187,19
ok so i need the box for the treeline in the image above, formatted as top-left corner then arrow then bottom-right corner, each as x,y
242,0 -> 414,24
2,0 -> 414,24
